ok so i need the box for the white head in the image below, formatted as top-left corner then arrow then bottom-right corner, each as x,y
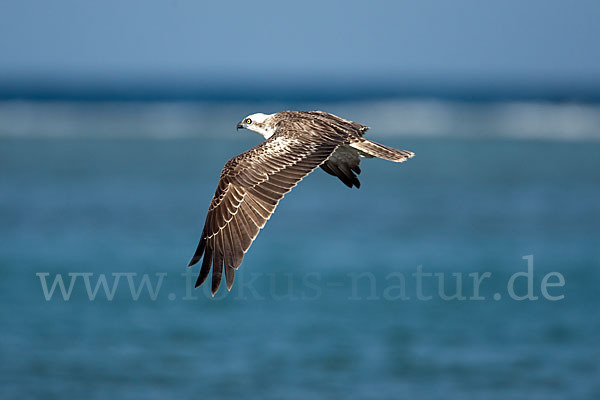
237,113 -> 276,139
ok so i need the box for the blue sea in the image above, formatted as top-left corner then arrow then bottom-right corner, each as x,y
1,100 -> 599,399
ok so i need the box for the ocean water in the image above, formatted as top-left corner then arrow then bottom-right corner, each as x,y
1,101 -> 599,399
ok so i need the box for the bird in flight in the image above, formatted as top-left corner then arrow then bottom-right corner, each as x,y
189,111 -> 414,295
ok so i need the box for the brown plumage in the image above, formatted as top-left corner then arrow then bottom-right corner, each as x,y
189,111 -> 414,295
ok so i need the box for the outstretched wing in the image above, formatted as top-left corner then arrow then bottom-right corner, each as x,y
320,146 -> 364,189
189,132 -> 342,295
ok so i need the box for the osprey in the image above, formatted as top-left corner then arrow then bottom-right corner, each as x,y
189,111 -> 414,295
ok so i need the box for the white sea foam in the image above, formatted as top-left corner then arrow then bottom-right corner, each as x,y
0,100 -> 599,141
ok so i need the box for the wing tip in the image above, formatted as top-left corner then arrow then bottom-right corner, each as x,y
206,265 -> 238,296
194,268 -> 208,288
189,236 -> 206,267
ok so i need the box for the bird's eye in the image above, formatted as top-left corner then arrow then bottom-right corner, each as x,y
245,118 -> 252,124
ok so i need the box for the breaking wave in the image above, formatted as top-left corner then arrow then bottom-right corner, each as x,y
0,100 -> 599,141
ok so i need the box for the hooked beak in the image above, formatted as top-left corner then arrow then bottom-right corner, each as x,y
236,122 -> 244,130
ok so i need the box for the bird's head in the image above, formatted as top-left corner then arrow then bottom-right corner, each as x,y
237,113 -> 276,139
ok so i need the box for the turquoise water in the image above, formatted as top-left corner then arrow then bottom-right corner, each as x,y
1,109 -> 600,398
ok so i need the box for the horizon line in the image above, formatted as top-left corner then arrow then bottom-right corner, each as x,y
1,72 -> 599,103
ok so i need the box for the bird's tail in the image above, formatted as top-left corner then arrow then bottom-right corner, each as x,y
350,139 -> 414,162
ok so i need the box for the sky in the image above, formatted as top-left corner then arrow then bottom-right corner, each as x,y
1,0 -> 599,87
